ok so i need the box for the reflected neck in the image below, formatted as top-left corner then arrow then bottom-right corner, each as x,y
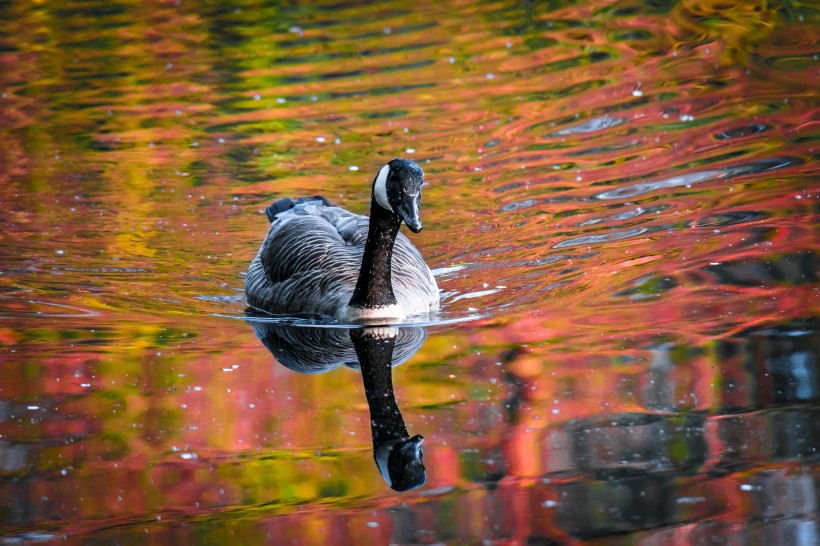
351,328 -> 408,447
348,200 -> 402,309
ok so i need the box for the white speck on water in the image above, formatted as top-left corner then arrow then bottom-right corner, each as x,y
448,56 -> 455,63
55,250 -> 64,255
367,521 -> 379,528
349,166 -> 359,171
180,452 -> 197,460
677,496 -> 705,504
315,136 -> 326,142
542,500 -> 559,508
486,73 -> 495,79
166,62 -> 173,69
276,97 -> 286,104
27,405 -> 39,410
632,89 -> 643,96
406,148 -> 415,153
253,94 -> 261,101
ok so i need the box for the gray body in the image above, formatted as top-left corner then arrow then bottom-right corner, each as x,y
245,199 -> 439,321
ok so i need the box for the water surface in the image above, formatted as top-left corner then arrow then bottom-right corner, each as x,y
1,0 -> 818,544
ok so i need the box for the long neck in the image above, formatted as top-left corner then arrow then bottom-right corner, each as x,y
351,329 -> 409,447
349,200 -> 402,309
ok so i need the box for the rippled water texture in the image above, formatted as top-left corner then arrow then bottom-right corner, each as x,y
1,0 -> 818,544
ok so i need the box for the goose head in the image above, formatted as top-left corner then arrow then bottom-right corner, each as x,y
373,158 -> 425,233
375,434 -> 426,491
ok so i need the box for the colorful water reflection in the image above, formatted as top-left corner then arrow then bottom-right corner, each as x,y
0,0 -> 817,544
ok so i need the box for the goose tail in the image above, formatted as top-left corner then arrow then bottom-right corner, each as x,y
265,195 -> 336,223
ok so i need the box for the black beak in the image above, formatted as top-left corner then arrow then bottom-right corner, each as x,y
403,434 -> 425,454
396,194 -> 422,233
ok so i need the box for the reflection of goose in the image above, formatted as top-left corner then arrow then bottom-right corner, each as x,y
252,322 -> 427,491
245,158 -> 439,323
252,322 -> 426,374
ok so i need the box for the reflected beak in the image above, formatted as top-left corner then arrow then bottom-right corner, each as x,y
396,194 -> 423,233
404,434 -> 425,457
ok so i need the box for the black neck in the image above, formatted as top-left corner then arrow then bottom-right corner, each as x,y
351,329 -> 408,447
348,200 -> 402,309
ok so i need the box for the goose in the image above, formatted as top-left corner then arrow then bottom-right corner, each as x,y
245,158 -> 440,322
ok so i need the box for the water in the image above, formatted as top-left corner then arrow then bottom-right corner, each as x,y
1,0 -> 818,544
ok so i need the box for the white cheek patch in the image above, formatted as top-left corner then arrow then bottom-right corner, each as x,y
375,437 -> 404,487
373,164 -> 393,212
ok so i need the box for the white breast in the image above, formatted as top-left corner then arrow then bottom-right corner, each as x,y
339,303 -> 405,323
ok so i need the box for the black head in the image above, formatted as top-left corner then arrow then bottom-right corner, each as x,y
372,158 -> 425,233
376,434 -> 426,491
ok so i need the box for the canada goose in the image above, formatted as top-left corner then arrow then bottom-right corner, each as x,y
245,158 -> 439,322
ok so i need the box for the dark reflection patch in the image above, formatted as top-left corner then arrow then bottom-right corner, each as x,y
715,123 -> 771,140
